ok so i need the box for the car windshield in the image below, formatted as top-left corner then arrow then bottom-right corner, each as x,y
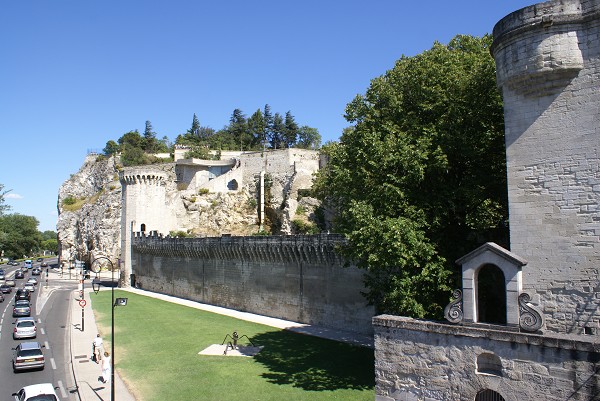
17,321 -> 35,328
15,301 -> 29,307
28,396 -> 57,401
18,349 -> 42,357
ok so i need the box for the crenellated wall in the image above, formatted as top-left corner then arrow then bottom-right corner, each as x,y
130,233 -> 375,335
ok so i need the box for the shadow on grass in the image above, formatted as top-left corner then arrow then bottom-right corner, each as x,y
251,330 -> 374,392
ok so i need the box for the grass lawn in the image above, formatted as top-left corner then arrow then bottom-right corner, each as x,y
91,290 -> 374,401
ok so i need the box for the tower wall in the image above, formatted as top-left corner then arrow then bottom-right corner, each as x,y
492,0 -> 600,334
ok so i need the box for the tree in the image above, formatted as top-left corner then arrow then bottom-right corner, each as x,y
0,183 -> 11,216
103,140 -> 119,156
0,214 -> 41,259
228,109 -> 249,150
143,120 -> 159,153
263,104 -> 274,149
118,130 -> 143,148
313,35 -> 507,319
283,111 -> 299,148
296,126 -> 321,149
269,113 -> 285,149
247,109 -> 266,149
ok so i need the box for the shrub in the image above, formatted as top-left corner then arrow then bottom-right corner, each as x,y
292,219 -> 320,234
198,188 -> 210,195
63,197 -> 76,206
169,230 -> 189,238
296,205 -> 306,215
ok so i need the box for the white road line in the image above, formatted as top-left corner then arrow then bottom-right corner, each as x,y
50,357 -> 57,370
41,328 -> 46,335
37,318 -> 42,323
57,380 -> 67,398
45,340 -> 50,349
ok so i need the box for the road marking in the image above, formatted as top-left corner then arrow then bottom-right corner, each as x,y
41,328 -> 46,335
37,318 -> 42,323
57,380 -> 67,398
51,357 -> 57,370
45,340 -> 50,349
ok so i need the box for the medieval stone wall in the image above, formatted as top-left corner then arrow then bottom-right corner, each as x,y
374,316 -> 600,401
492,0 -> 600,335
131,233 -> 375,335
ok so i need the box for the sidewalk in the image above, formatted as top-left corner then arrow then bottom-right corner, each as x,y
68,285 -> 135,401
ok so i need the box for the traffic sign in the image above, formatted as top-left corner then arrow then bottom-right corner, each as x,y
79,299 -> 87,308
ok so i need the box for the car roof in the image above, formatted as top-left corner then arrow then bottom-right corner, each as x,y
20,383 -> 57,397
16,317 -> 35,323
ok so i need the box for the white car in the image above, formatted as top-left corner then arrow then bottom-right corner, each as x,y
12,383 -> 58,401
13,317 -> 36,339
27,277 -> 38,285
24,283 -> 35,292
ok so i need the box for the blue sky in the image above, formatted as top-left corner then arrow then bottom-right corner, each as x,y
0,1 -> 537,232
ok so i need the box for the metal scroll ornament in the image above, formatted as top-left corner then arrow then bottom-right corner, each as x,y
444,289 -> 464,324
518,292 -> 544,332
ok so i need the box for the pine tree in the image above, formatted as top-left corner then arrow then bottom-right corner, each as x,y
283,111 -> 299,148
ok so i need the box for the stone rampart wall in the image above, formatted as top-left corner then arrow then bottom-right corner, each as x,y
374,315 -> 600,401
131,233 -> 375,335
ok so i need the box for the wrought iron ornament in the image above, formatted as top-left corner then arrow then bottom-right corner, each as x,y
444,289 -> 464,323
518,292 -> 544,332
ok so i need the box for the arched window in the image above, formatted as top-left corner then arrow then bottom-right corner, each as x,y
140,223 -> 146,232
477,264 -> 506,324
475,389 -> 505,401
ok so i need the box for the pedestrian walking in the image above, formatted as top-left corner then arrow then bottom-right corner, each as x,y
92,333 -> 103,363
100,351 -> 111,383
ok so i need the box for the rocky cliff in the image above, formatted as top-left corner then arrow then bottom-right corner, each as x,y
57,152 -> 324,266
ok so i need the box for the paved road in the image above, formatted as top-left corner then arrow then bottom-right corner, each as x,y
0,259 -> 77,400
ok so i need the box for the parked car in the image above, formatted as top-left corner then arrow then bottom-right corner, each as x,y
13,317 -> 36,339
23,283 -> 35,292
12,383 -> 58,401
6,279 -> 16,287
15,270 -> 24,279
1,283 -> 12,293
36,258 -> 43,262
31,268 -> 41,276
12,341 -> 45,372
15,289 -> 30,301
13,300 -> 31,317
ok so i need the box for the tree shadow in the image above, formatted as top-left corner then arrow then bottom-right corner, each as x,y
251,330 -> 374,392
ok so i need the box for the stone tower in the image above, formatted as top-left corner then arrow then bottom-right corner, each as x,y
119,166 -> 175,285
492,0 -> 600,335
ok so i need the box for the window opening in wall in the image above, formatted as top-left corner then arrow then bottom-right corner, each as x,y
227,179 -> 239,190
476,353 -> 502,376
475,389 -> 505,401
140,223 -> 146,232
477,264 -> 506,325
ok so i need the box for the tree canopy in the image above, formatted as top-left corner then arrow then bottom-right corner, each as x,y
314,35 -> 508,319
0,214 -> 42,259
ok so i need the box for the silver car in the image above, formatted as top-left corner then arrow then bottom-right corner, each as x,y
13,317 -> 36,339
12,342 -> 45,371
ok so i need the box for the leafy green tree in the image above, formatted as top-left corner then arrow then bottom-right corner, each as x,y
228,109 -> 249,150
269,112 -> 285,149
248,109 -> 266,149
120,143 -> 148,166
103,140 -> 120,156
283,111 -> 299,148
0,183 -> 11,215
118,130 -> 143,148
40,230 -> 57,241
41,238 -> 58,253
0,214 -> 41,259
314,35 -> 507,319
296,126 -> 321,150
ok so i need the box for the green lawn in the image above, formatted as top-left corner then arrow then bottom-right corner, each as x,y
91,290 -> 374,401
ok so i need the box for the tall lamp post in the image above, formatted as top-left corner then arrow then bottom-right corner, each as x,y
90,256 -> 128,401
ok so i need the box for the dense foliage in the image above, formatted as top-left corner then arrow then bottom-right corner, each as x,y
314,35 -> 508,319
0,183 -> 57,259
175,106 -> 321,152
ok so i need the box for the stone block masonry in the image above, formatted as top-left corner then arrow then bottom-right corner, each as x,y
492,0 -> 600,335
131,233 -> 375,336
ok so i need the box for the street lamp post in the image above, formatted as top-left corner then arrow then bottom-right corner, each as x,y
90,256 -> 128,401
